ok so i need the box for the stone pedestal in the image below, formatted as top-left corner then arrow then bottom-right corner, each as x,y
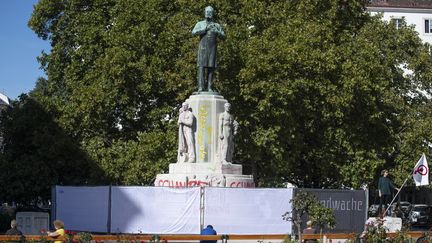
186,94 -> 226,163
155,93 -> 255,188
169,162 -> 242,175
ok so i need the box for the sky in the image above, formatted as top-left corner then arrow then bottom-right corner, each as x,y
0,0 -> 51,100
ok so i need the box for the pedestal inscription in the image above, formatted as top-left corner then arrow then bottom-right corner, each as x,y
186,94 -> 227,163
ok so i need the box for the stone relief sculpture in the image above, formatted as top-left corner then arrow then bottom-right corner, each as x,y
192,6 -> 225,92
219,103 -> 238,164
178,102 -> 195,163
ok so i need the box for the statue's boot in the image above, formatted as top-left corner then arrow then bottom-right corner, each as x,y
207,79 -> 214,92
198,82 -> 204,92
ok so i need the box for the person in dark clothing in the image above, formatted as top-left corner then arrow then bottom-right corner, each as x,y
303,220 -> 317,243
5,219 -> 23,235
378,169 -> 399,216
200,225 -> 217,243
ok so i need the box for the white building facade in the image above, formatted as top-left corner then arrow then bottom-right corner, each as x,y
0,93 -> 9,107
0,92 -> 10,152
368,1 -> 432,44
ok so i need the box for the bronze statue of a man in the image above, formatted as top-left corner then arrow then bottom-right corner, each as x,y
192,6 -> 225,92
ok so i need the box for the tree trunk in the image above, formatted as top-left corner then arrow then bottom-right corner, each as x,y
296,221 -> 302,243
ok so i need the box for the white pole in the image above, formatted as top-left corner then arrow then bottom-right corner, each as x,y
383,176 -> 409,216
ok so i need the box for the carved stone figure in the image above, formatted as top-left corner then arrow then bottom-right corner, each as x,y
178,102 -> 195,163
192,6 -> 225,92
219,103 -> 238,164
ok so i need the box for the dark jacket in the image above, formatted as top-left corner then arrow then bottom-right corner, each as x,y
5,227 -> 23,235
378,176 -> 395,195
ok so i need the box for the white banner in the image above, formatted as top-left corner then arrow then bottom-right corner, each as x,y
203,188 -> 293,234
55,186 -> 110,232
110,187 -> 201,234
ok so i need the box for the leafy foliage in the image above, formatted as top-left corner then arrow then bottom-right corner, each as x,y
76,232 -> 92,243
1,0 -> 432,202
362,218 -> 388,242
416,231 -> 432,243
392,227 -> 411,243
0,95 -> 105,203
361,218 -> 412,242
308,203 -> 336,235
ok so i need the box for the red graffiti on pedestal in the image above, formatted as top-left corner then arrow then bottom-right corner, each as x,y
157,179 -> 254,188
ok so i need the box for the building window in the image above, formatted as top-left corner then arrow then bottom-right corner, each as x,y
425,19 -> 432,33
392,18 -> 403,29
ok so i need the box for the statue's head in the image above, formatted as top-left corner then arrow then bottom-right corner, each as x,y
182,102 -> 189,111
224,103 -> 231,112
204,6 -> 214,19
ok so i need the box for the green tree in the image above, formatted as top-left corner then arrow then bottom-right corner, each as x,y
308,203 -> 336,235
0,95 -> 104,203
282,191 -> 335,241
24,0 -> 432,194
28,0 -> 196,187
237,1 -> 432,188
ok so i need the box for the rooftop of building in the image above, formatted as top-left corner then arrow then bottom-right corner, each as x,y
368,0 -> 432,9
0,93 -> 10,106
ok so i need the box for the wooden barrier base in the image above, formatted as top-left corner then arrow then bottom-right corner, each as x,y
0,232 -> 427,242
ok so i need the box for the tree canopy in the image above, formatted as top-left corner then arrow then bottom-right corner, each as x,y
1,0 -> 432,203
